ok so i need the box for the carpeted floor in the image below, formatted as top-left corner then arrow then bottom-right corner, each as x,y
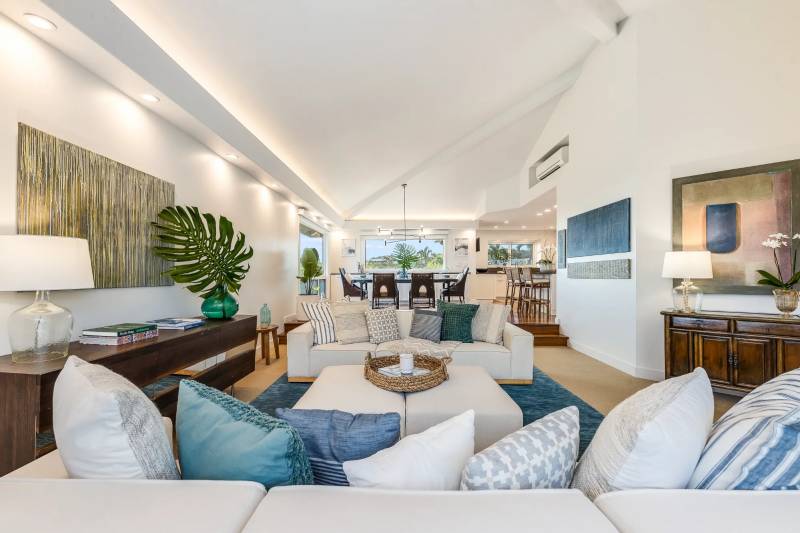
249,367 -> 604,454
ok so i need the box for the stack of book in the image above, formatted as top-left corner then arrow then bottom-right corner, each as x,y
79,323 -> 159,346
147,318 -> 205,330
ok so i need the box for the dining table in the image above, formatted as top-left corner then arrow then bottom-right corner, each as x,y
348,272 -> 462,301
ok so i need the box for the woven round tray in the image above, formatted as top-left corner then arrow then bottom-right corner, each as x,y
364,353 -> 451,392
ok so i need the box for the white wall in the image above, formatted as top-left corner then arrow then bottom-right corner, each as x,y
0,15 -> 299,354
519,0 -> 800,379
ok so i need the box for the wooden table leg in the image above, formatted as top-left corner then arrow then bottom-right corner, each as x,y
271,329 -> 280,360
259,331 -> 270,365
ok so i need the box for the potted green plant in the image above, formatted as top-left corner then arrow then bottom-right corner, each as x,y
757,233 -> 800,317
392,242 -> 419,278
537,243 -> 556,271
297,247 -> 324,320
152,206 -> 253,319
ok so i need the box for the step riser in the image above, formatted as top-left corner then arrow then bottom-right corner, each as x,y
534,336 -> 569,347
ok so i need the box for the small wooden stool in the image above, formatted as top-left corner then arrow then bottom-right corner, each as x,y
256,325 -> 280,365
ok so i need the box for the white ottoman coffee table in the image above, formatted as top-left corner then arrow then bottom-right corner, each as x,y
405,366 -> 523,451
293,365 -> 522,451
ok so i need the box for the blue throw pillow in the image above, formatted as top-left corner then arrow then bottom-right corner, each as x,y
276,408 -> 401,485
177,380 -> 312,488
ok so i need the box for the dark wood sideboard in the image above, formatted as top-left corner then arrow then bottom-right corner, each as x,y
0,315 -> 257,476
662,310 -> 800,396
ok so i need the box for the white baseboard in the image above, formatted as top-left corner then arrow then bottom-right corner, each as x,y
567,340 -> 664,381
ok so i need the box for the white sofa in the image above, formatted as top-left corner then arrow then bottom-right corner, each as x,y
3,454 -> 798,533
288,308 -> 533,383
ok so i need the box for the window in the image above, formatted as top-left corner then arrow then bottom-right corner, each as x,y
299,221 -> 326,295
488,243 -> 533,266
364,238 -> 445,269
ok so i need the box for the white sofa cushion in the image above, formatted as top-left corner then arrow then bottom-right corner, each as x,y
343,410 -> 475,490
53,356 -> 179,480
461,406 -> 579,490
689,367 -> 800,490
243,486 -> 619,533
571,367 -> 713,500
595,489 -> 800,533
0,478 -> 265,533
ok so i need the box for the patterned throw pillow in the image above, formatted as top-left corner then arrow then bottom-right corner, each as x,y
460,406 -> 579,490
276,409 -> 401,485
302,302 -> 336,345
571,367 -> 713,500
365,308 -> 401,344
438,301 -> 479,343
53,356 -> 180,480
332,301 -> 370,344
177,380 -> 312,488
471,303 -> 511,344
409,309 -> 443,342
689,367 -> 800,490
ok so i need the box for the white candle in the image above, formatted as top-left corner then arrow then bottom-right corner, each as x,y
399,353 -> 414,375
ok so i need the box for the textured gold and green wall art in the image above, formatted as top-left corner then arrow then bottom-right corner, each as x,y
16,123 -> 175,288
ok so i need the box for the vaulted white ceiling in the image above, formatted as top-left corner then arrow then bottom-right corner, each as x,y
109,0 -> 616,221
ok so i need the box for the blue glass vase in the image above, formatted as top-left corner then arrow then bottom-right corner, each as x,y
201,285 -> 239,319
259,303 -> 272,326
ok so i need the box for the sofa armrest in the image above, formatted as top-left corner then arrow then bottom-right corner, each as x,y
287,322 -> 314,378
503,322 -> 534,381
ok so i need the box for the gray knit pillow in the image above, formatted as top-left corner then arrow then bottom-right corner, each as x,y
365,308 -> 401,344
409,309 -> 442,342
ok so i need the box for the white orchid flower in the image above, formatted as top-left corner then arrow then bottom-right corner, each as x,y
769,233 -> 790,240
794,234 -> 800,240
762,239 -> 782,249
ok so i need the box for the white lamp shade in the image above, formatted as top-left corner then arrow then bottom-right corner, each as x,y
662,251 -> 713,279
0,235 -> 95,291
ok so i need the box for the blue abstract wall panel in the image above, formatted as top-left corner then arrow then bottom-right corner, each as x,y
566,198 -> 631,258
557,229 -> 567,269
705,203 -> 739,253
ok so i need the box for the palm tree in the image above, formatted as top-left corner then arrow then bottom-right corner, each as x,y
417,246 -> 434,268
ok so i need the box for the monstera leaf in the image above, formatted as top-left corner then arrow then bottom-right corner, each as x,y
151,206 -> 253,298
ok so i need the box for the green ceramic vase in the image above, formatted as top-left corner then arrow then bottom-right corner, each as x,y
201,285 -> 239,319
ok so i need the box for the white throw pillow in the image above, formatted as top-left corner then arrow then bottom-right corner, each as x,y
53,356 -> 180,479
471,303 -> 510,344
343,410 -> 475,490
571,367 -> 713,500
332,301 -> 370,344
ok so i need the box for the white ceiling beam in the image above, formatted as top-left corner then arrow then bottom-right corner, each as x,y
39,0 -> 343,225
344,64 -> 582,219
554,0 -> 626,43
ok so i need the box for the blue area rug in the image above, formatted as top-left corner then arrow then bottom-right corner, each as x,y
250,367 -> 604,454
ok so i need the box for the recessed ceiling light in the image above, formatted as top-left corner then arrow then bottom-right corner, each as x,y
24,13 -> 57,31
553,204 -> 558,208
536,212 -> 543,217
493,225 -> 498,229
503,220 -> 509,224
521,225 -> 527,229
141,93 -> 160,103
224,153 -> 238,160
544,208 -> 551,213
549,226 -> 555,229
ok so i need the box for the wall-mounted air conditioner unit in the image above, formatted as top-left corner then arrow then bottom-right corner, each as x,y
532,146 -> 569,184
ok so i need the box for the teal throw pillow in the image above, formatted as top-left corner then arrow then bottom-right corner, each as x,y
177,380 -> 312,488
438,300 -> 479,343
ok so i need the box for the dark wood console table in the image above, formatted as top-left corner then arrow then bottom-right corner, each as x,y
0,315 -> 256,476
662,310 -> 800,397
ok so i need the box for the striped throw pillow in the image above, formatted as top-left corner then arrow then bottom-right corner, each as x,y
688,367 -> 800,490
302,302 -> 336,345
409,309 -> 443,342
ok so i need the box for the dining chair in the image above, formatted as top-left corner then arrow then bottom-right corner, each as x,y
531,271 -> 552,318
441,267 -> 468,303
339,267 -> 366,300
518,267 -> 533,315
371,273 -> 399,308
409,273 -> 435,309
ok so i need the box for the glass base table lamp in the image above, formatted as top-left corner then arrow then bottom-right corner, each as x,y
0,236 -> 94,363
662,251 -> 713,313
